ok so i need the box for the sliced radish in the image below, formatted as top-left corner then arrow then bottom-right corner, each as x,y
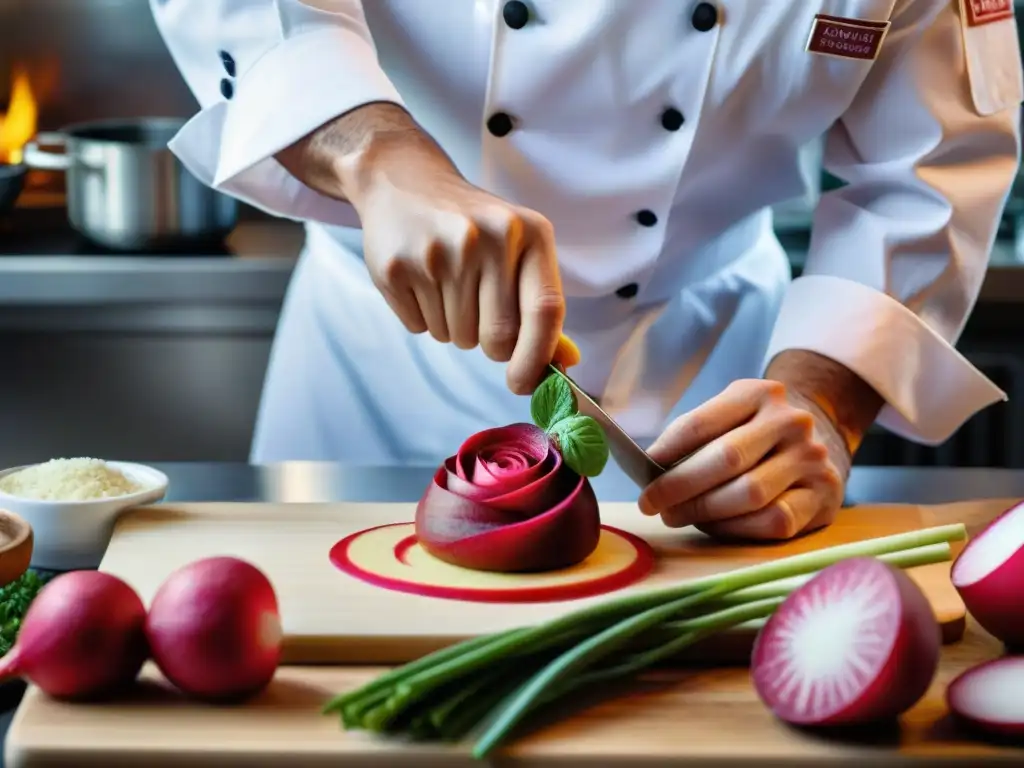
951,501 -> 1024,647
947,657 -> 1024,738
750,557 -> 941,726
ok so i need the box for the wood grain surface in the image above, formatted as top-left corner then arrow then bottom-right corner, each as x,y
90,500 -> 967,664
6,499 -> 1015,767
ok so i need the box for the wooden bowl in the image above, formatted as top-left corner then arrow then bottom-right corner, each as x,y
0,510 -> 33,587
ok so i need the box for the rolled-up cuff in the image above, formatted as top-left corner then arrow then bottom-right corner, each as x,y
168,26 -> 404,227
764,275 -> 1005,445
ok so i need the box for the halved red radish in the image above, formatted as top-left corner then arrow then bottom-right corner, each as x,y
947,657 -> 1024,739
751,557 -> 941,726
951,501 -> 1024,647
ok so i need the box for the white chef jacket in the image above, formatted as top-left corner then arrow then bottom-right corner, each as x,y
150,0 -> 1023,465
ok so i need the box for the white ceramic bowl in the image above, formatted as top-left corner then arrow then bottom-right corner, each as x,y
0,461 -> 168,570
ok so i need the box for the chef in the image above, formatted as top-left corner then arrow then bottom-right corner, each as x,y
151,0 -> 1021,539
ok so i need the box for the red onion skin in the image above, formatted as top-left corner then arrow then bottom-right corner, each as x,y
0,571 -> 148,701
415,423 -> 601,572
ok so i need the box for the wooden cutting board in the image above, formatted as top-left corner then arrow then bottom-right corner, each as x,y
89,501 -> 966,664
7,500 -> 1013,768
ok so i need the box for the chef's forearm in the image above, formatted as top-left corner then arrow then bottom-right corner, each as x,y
275,102 -> 453,207
765,350 -> 884,455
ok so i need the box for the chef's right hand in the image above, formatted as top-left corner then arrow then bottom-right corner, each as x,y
287,104 -> 566,396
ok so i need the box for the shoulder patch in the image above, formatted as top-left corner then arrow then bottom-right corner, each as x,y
962,0 -> 1013,27
959,0 -> 1023,115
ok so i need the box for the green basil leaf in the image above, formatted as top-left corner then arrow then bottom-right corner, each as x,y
549,414 -> 609,478
530,372 -> 577,431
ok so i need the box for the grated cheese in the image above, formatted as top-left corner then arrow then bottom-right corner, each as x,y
0,458 -> 144,501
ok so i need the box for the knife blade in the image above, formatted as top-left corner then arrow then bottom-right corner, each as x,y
548,364 -> 666,488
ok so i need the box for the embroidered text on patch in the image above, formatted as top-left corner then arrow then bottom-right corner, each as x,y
963,0 -> 1014,27
805,14 -> 890,61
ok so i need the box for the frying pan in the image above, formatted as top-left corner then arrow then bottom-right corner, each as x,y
0,162 -> 26,216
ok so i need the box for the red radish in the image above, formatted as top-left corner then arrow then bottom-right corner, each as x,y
0,571 -> 147,700
951,501 -> 1024,647
751,557 -> 940,726
947,656 -> 1024,739
146,556 -> 281,702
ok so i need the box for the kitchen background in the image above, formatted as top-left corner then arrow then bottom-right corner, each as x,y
0,0 -> 1022,470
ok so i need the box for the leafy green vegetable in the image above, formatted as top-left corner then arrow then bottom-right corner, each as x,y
549,414 -> 609,478
0,570 -> 49,657
325,526 -> 966,757
529,370 -> 610,478
529,373 -> 576,432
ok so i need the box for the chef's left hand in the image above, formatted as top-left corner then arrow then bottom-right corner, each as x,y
638,379 -> 851,540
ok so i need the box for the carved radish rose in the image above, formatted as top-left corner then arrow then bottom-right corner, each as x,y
415,423 -> 601,573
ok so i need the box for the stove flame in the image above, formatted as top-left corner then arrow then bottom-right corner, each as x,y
0,67 -> 38,166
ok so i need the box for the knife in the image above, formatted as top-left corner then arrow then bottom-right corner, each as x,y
547,364 -> 667,488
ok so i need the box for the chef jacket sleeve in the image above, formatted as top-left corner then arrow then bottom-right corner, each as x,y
764,0 -> 1023,445
149,0 -> 403,227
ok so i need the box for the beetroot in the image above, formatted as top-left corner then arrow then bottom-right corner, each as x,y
0,571 -> 148,700
146,557 -> 282,702
947,656 -> 1024,739
751,558 -> 941,726
415,423 -> 601,572
950,500 -> 1024,647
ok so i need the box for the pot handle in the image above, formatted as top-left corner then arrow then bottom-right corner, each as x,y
22,132 -> 72,171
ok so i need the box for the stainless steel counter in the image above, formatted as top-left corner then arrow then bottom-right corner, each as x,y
0,219 -> 304,332
0,253 -> 296,307
0,223 -> 1022,312
152,462 -> 1024,506
0,218 -> 308,463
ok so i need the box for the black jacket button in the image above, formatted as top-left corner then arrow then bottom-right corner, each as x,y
635,209 -> 658,227
219,50 -> 236,77
220,78 -> 234,100
503,0 -> 530,29
615,283 -> 640,299
691,2 -> 719,32
661,107 -> 685,131
487,112 -> 515,137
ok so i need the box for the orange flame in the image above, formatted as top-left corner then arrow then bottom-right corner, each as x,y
0,67 -> 38,165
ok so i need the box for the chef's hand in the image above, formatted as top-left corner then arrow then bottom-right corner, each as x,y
637,379 -> 851,540
359,142 -> 565,395
277,104 -> 565,395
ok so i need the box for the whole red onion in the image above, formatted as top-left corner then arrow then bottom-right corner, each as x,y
415,423 -> 601,573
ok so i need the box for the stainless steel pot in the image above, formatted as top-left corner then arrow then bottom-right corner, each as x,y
22,117 -> 238,252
